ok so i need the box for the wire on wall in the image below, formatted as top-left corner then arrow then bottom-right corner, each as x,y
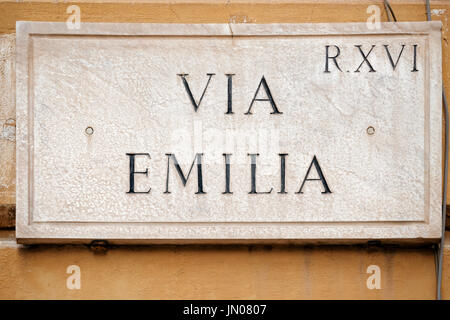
424,0 -> 449,301
383,0 -> 448,300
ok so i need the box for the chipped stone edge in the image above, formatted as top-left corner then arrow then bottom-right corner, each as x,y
15,20 -> 442,36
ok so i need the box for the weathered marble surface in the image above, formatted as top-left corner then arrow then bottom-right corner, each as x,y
15,22 -> 442,242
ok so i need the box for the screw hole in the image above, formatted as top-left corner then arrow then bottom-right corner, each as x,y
366,126 -> 375,135
85,126 -> 94,135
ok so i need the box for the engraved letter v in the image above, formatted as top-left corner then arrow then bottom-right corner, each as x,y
177,73 -> 215,112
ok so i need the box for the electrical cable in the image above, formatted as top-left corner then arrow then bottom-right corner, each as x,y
384,0 -> 448,300
439,88 -> 448,300
384,0 -> 397,22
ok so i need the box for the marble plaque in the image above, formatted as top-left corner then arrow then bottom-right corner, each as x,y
15,21 -> 443,243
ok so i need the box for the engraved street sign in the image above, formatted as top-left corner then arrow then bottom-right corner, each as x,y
15,22 -> 442,243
